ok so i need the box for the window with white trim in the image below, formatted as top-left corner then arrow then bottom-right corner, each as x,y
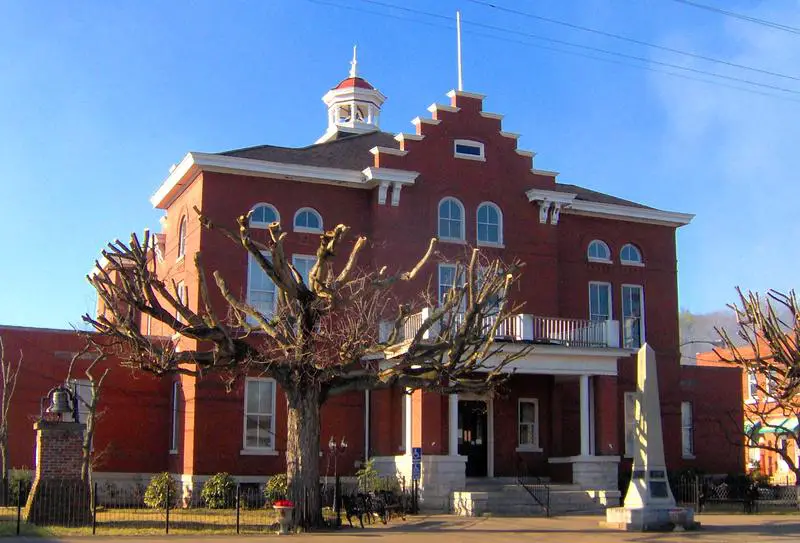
69,379 -> 93,425
170,381 -> 179,453
518,398 -> 540,450
622,285 -> 644,348
244,378 -> 276,450
681,401 -> 694,457
176,281 -> 186,324
477,202 -> 502,245
747,371 -> 758,401
589,282 -> 611,322
292,255 -> 317,286
247,252 -> 277,320
249,203 -> 280,228
438,197 -> 465,241
587,240 -> 611,263
620,244 -> 643,265
293,208 -> 323,233
454,139 -> 485,160
438,263 -> 463,305
624,392 -> 636,457
177,216 -> 187,260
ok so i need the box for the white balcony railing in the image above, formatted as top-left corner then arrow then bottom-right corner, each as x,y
387,309 -> 620,348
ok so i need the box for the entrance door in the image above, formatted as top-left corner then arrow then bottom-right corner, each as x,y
458,400 -> 488,477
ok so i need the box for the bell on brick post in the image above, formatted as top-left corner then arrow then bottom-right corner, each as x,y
47,387 -> 73,417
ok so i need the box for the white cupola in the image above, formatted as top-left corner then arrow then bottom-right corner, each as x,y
316,47 -> 386,143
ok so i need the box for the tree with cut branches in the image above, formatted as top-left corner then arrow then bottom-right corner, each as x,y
1,335 -> 23,505
83,209 -> 530,525
714,287 -> 800,485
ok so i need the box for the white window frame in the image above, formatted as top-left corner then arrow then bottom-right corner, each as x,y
476,202 -> 503,247
766,369 -> 778,400
177,216 -> 187,261
293,207 -> 323,234
292,254 -> 317,286
438,263 -> 464,306
681,401 -> 694,458
69,379 -> 93,425
170,381 -> 179,454
176,281 -> 186,324
438,197 -> 466,242
624,391 -> 636,457
516,398 -> 542,452
242,377 -> 278,455
587,240 -> 612,263
621,284 -> 645,349
249,203 -> 280,229
588,281 -> 612,322
746,371 -> 758,403
453,139 -> 486,161
620,243 -> 644,266
247,252 -> 277,321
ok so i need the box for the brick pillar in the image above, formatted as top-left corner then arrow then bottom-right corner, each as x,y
594,376 -> 619,456
24,421 -> 90,525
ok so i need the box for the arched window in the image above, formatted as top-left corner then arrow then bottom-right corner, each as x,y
587,240 -> 611,263
177,216 -> 187,260
477,202 -> 502,245
249,203 -> 280,228
438,197 -> 465,241
293,207 -> 323,233
620,243 -> 643,265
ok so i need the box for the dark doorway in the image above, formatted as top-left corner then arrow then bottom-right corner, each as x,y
458,400 -> 488,477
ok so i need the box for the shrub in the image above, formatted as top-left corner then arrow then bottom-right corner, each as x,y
356,459 -> 380,492
201,472 -> 236,509
144,472 -> 179,509
8,470 -> 32,505
264,473 -> 288,504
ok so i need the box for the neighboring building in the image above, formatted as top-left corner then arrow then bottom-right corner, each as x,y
2,57 -> 744,509
697,345 -> 797,484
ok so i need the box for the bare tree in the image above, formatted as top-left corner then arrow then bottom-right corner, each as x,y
65,341 -> 110,484
1,335 -> 23,505
715,287 -> 800,484
83,210 -> 530,524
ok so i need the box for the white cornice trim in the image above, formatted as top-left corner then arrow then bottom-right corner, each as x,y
411,116 -> 441,126
532,168 -> 559,177
362,167 -> 419,185
566,200 -> 694,227
515,149 -> 535,158
525,189 -> 577,205
427,103 -> 459,113
446,89 -> 486,100
479,111 -> 504,120
394,133 -> 424,142
151,153 -> 196,208
500,131 -> 520,140
370,146 -> 408,157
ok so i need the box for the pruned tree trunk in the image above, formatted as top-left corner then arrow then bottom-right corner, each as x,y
285,386 -> 322,527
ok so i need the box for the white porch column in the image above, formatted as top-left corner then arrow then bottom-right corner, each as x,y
404,389 -> 413,455
449,393 -> 459,455
580,374 -> 593,456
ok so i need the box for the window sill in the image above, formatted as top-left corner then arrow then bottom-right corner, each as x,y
516,446 -> 543,453
588,258 -> 612,264
294,227 -> 323,234
169,450 -> 178,455
621,261 -> 645,267
454,153 -> 486,162
477,241 -> 505,249
682,454 -> 696,460
439,237 -> 466,245
240,449 -> 279,456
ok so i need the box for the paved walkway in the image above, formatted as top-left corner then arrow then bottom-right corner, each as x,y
6,514 -> 800,542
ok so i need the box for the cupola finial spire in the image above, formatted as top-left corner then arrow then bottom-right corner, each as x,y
349,45 -> 358,78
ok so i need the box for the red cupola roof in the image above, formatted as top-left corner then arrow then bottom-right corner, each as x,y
333,76 -> 375,90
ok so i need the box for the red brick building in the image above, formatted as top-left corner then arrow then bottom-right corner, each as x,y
2,59 -> 743,509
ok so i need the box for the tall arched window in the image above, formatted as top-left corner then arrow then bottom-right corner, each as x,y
293,207 -> 323,233
177,216 -> 187,260
249,203 -> 280,228
587,240 -> 611,263
620,243 -> 643,265
476,202 -> 502,245
438,197 -> 465,241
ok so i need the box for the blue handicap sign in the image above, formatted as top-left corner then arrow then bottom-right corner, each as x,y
411,462 -> 421,481
411,447 -> 422,462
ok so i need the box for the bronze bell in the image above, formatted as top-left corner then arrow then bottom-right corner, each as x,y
47,388 -> 73,415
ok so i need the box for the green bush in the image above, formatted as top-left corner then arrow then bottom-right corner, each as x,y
263,473 -> 288,504
201,472 -> 236,509
9,470 -> 32,505
356,459 -> 380,492
144,472 -> 179,509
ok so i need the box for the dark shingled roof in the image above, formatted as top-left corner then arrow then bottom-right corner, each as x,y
218,132 -> 649,209
218,130 -> 398,170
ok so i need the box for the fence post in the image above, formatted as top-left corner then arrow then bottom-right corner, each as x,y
235,484 -> 240,534
334,475 -> 341,528
165,481 -> 170,534
16,479 -> 22,535
92,481 -> 98,535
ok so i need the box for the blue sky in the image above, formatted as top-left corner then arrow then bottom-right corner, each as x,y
0,0 -> 797,330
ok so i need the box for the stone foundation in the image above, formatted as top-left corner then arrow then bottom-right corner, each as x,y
549,455 -> 620,490
604,506 -> 698,531
372,454 -> 467,512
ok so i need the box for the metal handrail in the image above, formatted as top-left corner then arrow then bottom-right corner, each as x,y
515,460 -> 551,517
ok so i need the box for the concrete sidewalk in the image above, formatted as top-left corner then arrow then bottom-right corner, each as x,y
6,514 -> 800,542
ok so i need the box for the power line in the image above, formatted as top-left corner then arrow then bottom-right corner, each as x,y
342,0 -> 800,98
666,0 -> 800,35
466,0 -> 800,82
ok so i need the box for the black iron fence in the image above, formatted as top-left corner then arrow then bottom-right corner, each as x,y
2,475 -> 415,536
672,473 -> 800,514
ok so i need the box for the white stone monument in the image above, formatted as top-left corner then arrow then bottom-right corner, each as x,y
604,344 -> 697,531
